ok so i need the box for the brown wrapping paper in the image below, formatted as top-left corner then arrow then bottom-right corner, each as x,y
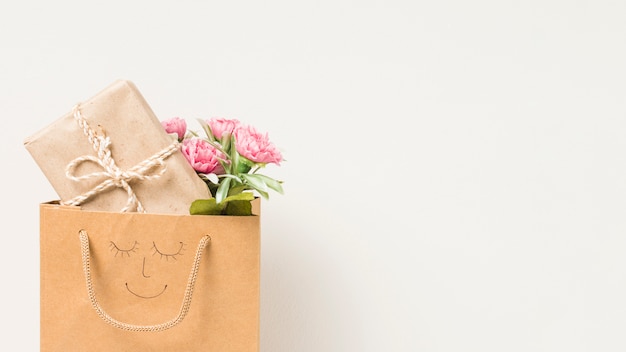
24,80 -> 211,214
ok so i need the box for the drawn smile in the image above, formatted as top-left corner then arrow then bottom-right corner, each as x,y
125,283 -> 168,299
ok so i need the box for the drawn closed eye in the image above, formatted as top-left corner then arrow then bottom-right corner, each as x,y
152,241 -> 185,261
110,241 -> 138,257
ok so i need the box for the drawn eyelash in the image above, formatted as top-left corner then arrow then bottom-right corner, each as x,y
151,241 -> 185,261
109,241 -> 138,257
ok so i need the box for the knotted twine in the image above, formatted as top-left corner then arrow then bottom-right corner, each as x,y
62,104 -> 180,212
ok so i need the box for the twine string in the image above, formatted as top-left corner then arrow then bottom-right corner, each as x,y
62,104 -> 179,212
79,229 -> 211,332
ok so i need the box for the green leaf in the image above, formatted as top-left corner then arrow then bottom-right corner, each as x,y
216,177 -> 231,204
207,182 -> 219,198
189,192 -> 255,215
253,174 -> 284,194
224,200 -> 253,215
230,134 -> 239,167
236,161 -> 252,174
222,192 -> 255,203
220,174 -> 243,183
255,189 -> 270,199
228,184 -> 247,196
236,155 -> 256,173
196,119 -> 216,142
221,133 -> 232,155
199,173 -> 219,184
241,173 -> 268,193
189,199 -> 224,215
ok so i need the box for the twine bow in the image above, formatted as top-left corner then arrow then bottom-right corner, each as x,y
61,104 -> 180,212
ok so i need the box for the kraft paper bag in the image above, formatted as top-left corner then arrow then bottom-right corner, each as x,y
40,200 -> 260,352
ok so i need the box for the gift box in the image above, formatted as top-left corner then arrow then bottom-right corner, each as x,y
24,80 -> 211,214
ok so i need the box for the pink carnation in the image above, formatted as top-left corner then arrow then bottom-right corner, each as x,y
207,117 -> 241,140
234,125 -> 283,165
181,138 -> 226,174
161,117 -> 187,141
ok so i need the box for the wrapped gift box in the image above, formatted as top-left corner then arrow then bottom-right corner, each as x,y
24,80 -> 211,214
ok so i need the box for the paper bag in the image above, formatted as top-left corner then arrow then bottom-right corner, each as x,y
40,200 -> 260,352
24,80 -> 211,214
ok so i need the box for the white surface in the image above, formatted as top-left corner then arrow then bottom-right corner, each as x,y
2,1 -> 626,351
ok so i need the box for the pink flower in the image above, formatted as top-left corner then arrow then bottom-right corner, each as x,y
161,117 -> 187,141
181,138 -> 226,174
234,125 -> 283,165
207,117 -> 240,140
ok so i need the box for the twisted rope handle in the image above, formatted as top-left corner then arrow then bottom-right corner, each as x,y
79,230 -> 211,332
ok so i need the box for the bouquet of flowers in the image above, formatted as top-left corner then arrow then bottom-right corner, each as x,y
161,116 -> 284,215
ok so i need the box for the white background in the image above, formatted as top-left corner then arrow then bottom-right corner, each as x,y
2,1 -> 626,351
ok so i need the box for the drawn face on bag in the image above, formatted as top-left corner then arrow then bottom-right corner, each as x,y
108,239 -> 186,299
92,232 -> 201,324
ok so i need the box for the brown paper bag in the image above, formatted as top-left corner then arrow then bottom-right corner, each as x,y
40,200 -> 260,352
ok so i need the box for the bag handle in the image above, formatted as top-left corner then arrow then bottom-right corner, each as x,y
79,229 -> 211,332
